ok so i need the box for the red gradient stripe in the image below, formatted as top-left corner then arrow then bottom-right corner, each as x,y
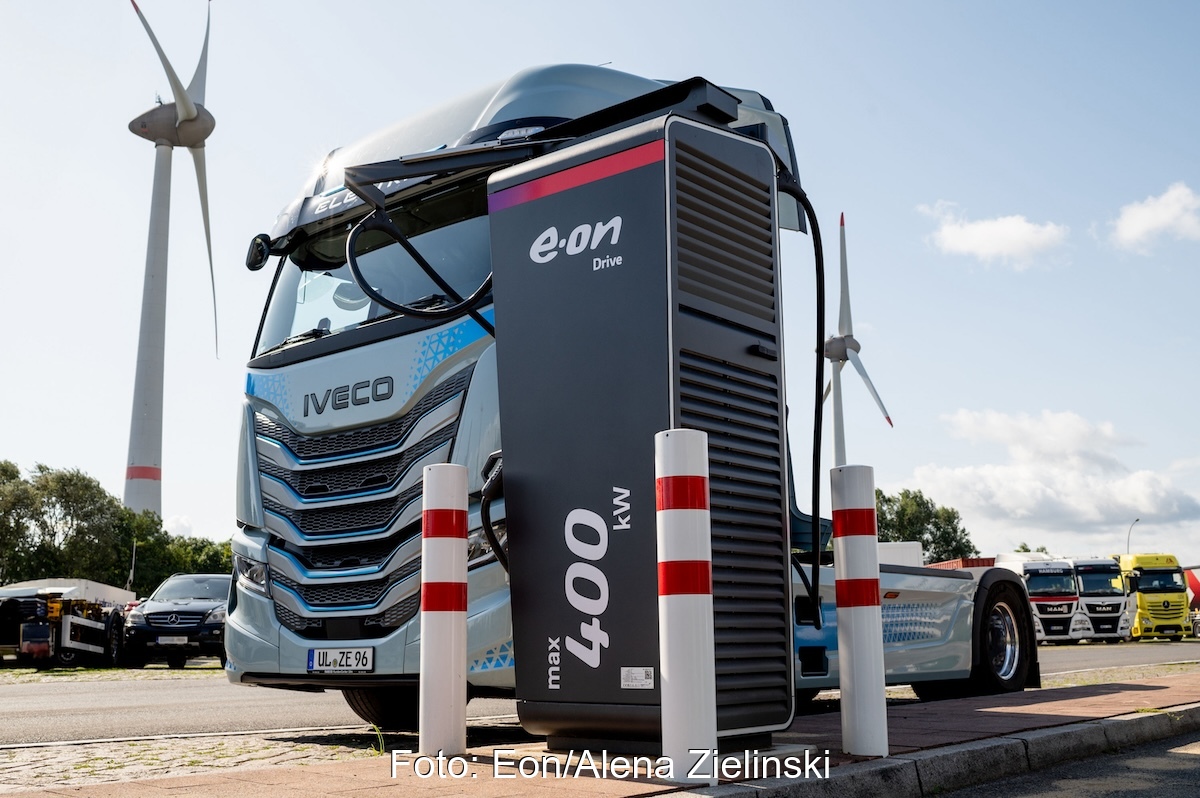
422,509 -> 468,538
836,578 -> 881,608
488,141 -> 665,212
421,581 -> 467,612
656,476 -> 709,512
832,508 -> 877,538
658,560 -> 713,596
125,466 -> 162,481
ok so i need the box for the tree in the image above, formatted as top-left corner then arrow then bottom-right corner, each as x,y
0,461 -> 38,584
1015,542 -> 1049,554
875,488 -> 980,564
0,461 -> 230,595
168,536 -> 232,576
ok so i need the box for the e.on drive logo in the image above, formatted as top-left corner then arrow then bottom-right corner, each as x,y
528,216 -> 622,267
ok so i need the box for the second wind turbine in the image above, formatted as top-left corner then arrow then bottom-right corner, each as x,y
824,213 -> 892,467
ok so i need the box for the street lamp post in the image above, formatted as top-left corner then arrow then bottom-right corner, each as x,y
1125,518 -> 1140,554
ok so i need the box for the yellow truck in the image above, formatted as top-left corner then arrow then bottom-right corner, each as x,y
1114,553 -> 1192,641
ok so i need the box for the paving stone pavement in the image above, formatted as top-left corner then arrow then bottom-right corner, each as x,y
1,664 -> 1198,796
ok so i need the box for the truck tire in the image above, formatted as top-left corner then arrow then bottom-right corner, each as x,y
342,686 -> 419,731
103,611 -> 124,669
912,580 -> 1033,701
52,647 -> 81,668
969,581 -> 1032,693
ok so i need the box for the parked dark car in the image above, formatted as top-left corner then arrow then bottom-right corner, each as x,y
123,573 -> 231,669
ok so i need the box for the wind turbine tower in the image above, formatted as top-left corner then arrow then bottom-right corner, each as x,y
124,0 -> 218,516
824,214 -> 892,466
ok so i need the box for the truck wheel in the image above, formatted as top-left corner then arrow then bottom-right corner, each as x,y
342,686 -> 419,731
104,611 -> 124,668
52,648 -> 81,668
971,582 -> 1031,693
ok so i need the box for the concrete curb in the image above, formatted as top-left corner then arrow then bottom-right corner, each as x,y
687,701 -> 1200,798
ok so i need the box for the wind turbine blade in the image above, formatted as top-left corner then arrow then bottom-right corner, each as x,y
185,2 -> 211,107
845,349 -> 892,427
838,212 -> 853,337
130,0 -> 198,124
190,146 -> 219,356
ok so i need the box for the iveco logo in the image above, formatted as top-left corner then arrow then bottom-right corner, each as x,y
529,216 -> 622,264
303,376 -> 394,417
167,614 -> 179,626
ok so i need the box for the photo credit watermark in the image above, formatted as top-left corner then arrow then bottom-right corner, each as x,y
390,748 -> 832,781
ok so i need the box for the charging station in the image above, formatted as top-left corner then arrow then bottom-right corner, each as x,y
490,112 -> 795,752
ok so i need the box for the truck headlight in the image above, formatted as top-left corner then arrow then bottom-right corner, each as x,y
234,552 -> 271,597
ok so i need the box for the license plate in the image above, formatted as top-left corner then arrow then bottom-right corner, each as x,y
307,647 -> 374,673
157,636 -> 189,645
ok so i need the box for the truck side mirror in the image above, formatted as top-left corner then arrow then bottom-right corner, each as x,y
246,233 -> 272,271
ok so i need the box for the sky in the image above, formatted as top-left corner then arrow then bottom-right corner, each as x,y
1,1 -> 1198,569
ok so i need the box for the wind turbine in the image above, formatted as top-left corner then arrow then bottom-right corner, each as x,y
824,213 -> 892,467
124,0 -> 218,516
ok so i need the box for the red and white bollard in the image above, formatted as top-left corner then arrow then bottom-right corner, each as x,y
655,429 -> 718,784
419,463 -> 468,756
831,464 -> 888,757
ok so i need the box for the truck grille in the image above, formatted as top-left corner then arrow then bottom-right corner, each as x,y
254,369 -> 472,461
256,366 -> 474,640
273,558 -> 420,607
264,485 -> 424,536
259,421 -> 457,499
1148,599 -> 1185,620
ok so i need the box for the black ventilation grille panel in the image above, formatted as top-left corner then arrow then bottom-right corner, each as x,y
673,140 -> 776,326
677,350 -> 791,729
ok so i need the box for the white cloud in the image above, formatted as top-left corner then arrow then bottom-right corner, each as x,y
1109,182 -> 1200,253
911,410 -> 1200,532
918,201 -> 1068,268
163,515 -> 195,538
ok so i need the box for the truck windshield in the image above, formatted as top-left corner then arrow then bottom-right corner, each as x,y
1026,573 -> 1076,596
1135,569 -> 1186,593
1077,571 -> 1124,596
256,179 -> 490,357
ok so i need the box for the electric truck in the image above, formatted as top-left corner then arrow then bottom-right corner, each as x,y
225,64 -> 1038,733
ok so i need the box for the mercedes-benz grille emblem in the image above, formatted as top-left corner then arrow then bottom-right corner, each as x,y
167,614 -> 179,625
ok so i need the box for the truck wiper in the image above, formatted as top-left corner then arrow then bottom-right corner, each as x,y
407,293 -> 451,310
260,326 -> 330,355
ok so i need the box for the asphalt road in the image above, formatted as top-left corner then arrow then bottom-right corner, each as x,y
1036,636 -> 1200,674
2,639 -> 1196,747
942,730 -> 1200,798
0,665 -> 516,746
